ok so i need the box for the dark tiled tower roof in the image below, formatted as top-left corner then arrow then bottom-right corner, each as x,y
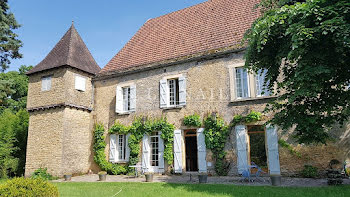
27,24 -> 100,75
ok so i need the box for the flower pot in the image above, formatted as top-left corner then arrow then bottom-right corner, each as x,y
99,174 -> 107,181
198,174 -> 208,183
64,174 -> 72,181
145,174 -> 153,182
270,175 -> 281,186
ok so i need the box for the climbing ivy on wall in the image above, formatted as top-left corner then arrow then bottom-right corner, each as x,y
203,114 -> 230,176
93,117 -> 175,175
93,124 -> 127,175
203,111 -> 264,176
183,114 -> 202,127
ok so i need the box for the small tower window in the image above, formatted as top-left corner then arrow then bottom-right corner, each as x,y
41,76 -> 52,91
75,75 -> 86,91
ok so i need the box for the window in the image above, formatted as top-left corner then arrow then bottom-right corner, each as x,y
75,75 -> 86,91
122,87 -> 131,111
116,84 -> 136,114
256,69 -> 271,97
109,134 -> 129,163
150,132 -> 159,167
235,67 -> 249,99
168,78 -> 179,107
41,76 -> 52,91
230,64 -> 273,101
117,134 -> 126,161
159,76 -> 186,108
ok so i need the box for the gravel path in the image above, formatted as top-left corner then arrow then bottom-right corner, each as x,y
53,174 -> 350,187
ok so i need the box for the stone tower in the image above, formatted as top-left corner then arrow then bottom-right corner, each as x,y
25,24 -> 100,177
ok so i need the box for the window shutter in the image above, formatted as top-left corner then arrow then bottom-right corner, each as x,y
41,76 -> 51,91
159,79 -> 168,108
46,77 -> 52,90
116,86 -> 123,113
178,76 -> 186,106
197,128 -> 207,173
130,85 -> 136,112
109,134 -> 117,163
173,129 -> 183,173
266,125 -> 281,175
142,134 -> 150,173
235,125 -> 248,174
158,133 -> 165,173
125,134 -> 131,162
75,76 -> 86,91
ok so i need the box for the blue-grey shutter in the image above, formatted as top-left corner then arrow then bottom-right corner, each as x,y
109,134 -> 117,163
158,133 -> 165,173
130,85 -> 136,112
197,128 -> 207,173
142,134 -> 150,173
159,79 -> 167,108
266,125 -> 281,175
173,130 -> 183,173
178,76 -> 186,106
116,86 -> 123,113
236,125 -> 248,174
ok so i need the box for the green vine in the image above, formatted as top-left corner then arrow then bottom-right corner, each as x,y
203,114 -> 230,176
183,114 -> 202,127
93,117 -> 175,175
93,124 -> 127,175
278,139 -> 302,158
231,111 -> 262,126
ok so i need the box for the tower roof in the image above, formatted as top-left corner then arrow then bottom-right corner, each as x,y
27,24 -> 100,75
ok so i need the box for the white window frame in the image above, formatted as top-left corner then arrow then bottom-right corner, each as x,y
117,134 -> 127,162
122,86 -> 131,112
167,78 -> 179,107
255,69 -> 271,97
160,74 -> 186,109
75,75 -> 86,91
235,67 -> 250,99
41,76 -> 52,91
229,62 -> 273,101
116,82 -> 136,114
150,132 -> 160,167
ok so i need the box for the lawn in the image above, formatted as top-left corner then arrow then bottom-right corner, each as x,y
54,182 -> 350,197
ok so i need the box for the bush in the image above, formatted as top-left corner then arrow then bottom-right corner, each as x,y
31,168 -> 57,180
0,177 -> 59,197
301,165 -> 319,178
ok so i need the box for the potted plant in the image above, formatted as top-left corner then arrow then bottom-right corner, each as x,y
64,174 -> 72,181
98,171 -> 107,181
198,173 -> 208,183
145,173 -> 153,182
270,174 -> 281,186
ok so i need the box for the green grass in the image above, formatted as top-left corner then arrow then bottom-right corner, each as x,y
54,182 -> 350,197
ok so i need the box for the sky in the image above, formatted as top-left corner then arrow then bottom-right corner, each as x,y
8,0 -> 207,71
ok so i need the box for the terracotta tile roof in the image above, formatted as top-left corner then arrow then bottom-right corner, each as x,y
27,24 -> 100,75
100,0 -> 259,74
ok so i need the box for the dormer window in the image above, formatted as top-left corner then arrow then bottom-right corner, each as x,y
75,75 -> 86,91
41,76 -> 52,91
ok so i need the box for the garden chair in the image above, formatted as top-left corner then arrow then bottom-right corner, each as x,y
250,162 -> 266,182
240,169 -> 252,182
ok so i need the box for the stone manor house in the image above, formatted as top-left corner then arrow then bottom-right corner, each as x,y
25,0 -> 349,177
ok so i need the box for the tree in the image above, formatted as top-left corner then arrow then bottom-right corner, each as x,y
0,65 -> 32,113
0,0 -> 22,72
0,109 -> 19,178
244,0 -> 350,144
13,109 -> 29,176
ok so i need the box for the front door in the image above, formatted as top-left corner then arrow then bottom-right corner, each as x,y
185,130 -> 198,171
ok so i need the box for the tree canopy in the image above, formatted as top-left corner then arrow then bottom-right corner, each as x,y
244,0 -> 350,144
0,0 -> 22,72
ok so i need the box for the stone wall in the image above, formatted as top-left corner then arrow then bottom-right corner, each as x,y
25,108 -> 64,177
94,51 -> 350,175
27,67 -> 93,109
61,107 -> 96,175
27,68 -> 66,109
